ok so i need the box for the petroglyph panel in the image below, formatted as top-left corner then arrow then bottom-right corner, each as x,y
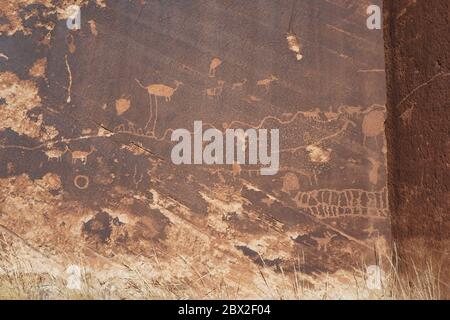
0,0 -> 388,298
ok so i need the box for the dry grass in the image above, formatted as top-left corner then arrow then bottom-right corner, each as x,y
0,235 -> 445,300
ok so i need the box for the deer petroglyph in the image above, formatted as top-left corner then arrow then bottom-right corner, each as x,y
70,146 -> 96,165
400,104 -> 415,126
257,74 -> 279,92
136,80 -> 183,102
135,79 -> 183,135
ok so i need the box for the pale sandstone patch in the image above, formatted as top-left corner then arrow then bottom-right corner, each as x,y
0,1 -> 52,36
29,58 -> 47,78
115,98 -> 131,115
0,72 -> 42,137
40,173 -> 62,191
41,124 -> 59,140
0,1 -> 106,36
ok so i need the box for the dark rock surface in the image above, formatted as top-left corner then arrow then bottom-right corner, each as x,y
384,0 -> 450,298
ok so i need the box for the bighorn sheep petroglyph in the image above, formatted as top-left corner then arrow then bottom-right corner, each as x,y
70,146 -> 97,165
45,145 -> 69,162
209,57 -> 222,77
206,80 -> 225,98
232,78 -> 247,90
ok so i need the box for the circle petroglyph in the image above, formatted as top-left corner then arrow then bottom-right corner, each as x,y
74,175 -> 90,190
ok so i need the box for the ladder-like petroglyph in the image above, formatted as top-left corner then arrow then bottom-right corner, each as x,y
294,188 -> 388,217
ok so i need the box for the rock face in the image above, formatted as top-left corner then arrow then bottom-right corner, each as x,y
0,1 -> 388,298
383,0 -> 450,298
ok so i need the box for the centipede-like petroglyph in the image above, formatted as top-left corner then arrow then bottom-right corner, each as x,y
294,188 -> 388,217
